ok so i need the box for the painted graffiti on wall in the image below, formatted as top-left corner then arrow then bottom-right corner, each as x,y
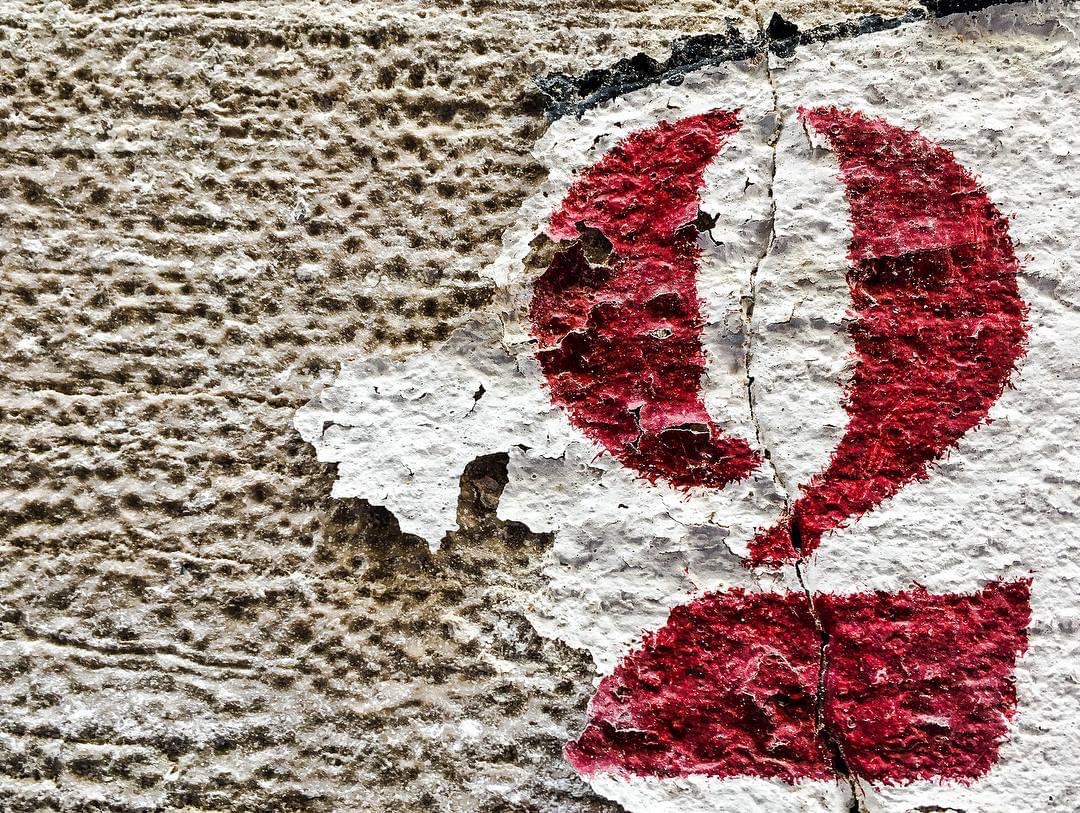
297,3 -> 1080,811
536,104 -> 1031,784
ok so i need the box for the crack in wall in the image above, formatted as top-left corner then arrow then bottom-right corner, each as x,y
748,41 -> 866,812
795,558 -> 868,813
743,45 -> 790,502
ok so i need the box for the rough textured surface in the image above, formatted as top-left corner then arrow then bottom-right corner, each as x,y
4,2 -> 1080,812
0,456 -> 609,812
297,2 -> 1080,811
0,1 -> 784,810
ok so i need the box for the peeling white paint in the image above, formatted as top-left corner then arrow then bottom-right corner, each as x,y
297,3 -> 1080,811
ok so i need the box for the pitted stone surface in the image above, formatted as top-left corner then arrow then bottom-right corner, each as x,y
2,2 -> 1068,812
0,1 -> 769,809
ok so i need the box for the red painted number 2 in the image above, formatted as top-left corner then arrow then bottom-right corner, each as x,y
529,108 -> 1031,785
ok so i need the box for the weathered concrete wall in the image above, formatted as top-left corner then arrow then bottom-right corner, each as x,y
2,2 -> 1078,812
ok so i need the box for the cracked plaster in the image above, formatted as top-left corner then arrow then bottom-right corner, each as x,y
0,0 -> 1073,811
299,2 -> 1080,811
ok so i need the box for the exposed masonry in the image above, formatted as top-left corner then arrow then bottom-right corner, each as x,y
537,0 -> 1038,119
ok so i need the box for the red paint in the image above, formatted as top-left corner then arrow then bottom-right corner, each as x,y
565,589 -> 831,781
749,108 -> 1028,565
534,108 -> 1034,787
819,579 -> 1031,783
530,110 -> 761,489
568,581 -> 1030,783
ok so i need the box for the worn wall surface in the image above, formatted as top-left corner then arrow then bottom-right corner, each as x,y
2,2 -> 1078,812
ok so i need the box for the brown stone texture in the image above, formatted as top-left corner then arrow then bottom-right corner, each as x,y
0,0 -> 903,810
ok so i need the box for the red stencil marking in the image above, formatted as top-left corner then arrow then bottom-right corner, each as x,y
530,109 -> 761,489
749,107 -> 1028,565
820,579 -> 1031,782
567,581 -> 1030,784
534,107 -> 1035,786
565,589 -> 831,782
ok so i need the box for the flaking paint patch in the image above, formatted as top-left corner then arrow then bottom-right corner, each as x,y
299,59 -> 790,679
531,108 -> 760,489
297,4 -> 1080,811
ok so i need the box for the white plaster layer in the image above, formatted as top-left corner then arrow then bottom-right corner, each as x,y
295,317 -> 571,543
781,4 -> 1080,811
297,3 -> 1080,811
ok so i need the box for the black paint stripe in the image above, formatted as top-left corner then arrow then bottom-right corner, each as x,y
538,0 -> 1038,119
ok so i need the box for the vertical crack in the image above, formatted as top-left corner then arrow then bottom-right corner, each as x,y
796,556 -> 868,813
748,31 -> 867,812
743,37 -> 790,503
